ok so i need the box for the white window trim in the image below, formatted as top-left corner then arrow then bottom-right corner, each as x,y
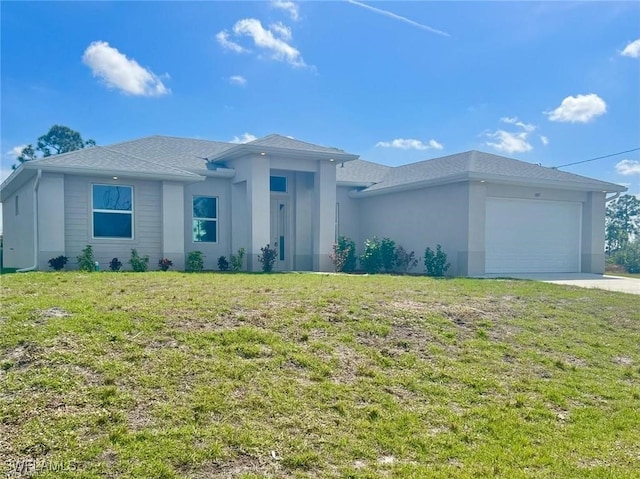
192,195 -> 218,244
91,183 -> 134,240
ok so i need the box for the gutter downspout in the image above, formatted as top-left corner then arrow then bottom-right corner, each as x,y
17,169 -> 42,273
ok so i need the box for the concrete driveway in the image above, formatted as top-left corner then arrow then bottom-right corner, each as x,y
483,273 -> 640,295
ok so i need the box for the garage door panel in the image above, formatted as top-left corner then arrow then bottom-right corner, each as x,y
485,198 -> 581,274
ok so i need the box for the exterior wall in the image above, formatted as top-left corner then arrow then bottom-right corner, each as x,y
336,186 -> 360,245
313,161 -> 336,271
356,182 -> 470,275
581,192 -> 606,274
2,177 -> 35,269
162,182 -> 185,270
184,177 -> 231,270
37,174 -> 66,269
64,175 -> 162,270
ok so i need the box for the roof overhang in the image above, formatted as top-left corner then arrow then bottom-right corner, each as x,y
348,172 -> 627,198
207,143 -> 359,163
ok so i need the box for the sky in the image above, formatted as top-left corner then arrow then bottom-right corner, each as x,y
1,1 -> 639,197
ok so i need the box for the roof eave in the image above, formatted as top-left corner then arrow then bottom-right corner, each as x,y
23,164 -> 205,183
349,172 -> 627,198
207,144 -> 359,162
466,172 -> 628,193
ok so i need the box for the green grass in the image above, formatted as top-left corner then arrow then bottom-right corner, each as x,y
1,272 -> 639,478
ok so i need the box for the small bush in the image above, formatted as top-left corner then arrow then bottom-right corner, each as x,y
394,246 -> 418,273
48,255 -> 68,271
360,237 -> 383,274
218,256 -> 229,271
615,240 -> 640,274
424,244 -> 450,277
380,237 -> 396,273
230,247 -> 245,272
158,258 -> 173,272
109,258 -> 122,272
331,236 -> 357,273
186,251 -> 205,272
77,245 -> 95,272
258,244 -> 278,272
129,249 -> 150,272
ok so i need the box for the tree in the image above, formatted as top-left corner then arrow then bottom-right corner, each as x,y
605,194 -> 640,255
13,125 -> 95,169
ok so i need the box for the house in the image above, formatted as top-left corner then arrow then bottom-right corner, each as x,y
0,134 -> 626,275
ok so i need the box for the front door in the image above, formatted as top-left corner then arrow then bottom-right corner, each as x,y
270,198 -> 290,271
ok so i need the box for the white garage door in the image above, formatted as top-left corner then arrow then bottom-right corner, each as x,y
485,198 -> 581,274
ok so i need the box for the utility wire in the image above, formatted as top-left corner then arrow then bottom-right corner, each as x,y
552,147 -> 640,169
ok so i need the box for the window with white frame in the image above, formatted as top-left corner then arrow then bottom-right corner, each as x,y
92,184 -> 133,238
193,196 -> 217,243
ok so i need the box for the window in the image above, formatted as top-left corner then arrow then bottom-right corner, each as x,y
15,195 -> 19,216
193,196 -> 217,243
270,176 -> 287,193
92,184 -> 133,239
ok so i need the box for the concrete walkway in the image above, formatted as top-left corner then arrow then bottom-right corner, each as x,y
483,273 -> 640,295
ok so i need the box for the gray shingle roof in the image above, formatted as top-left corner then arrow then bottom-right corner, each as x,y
247,134 -> 347,154
107,135 -> 233,171
344,151 -> 624,193
23,145 -> 201,178
336,159 -> 392,184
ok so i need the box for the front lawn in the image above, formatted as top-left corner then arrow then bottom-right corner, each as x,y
1,272 -> 639,478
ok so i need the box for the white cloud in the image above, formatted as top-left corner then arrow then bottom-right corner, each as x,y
6,145 -> 28,158
621,38 -> 640,58
615,159 -> 640,176
376,138 -> 443,150
270,22 -> 292,41
500,116 -> 536,132
545,93 -> 607,123
233,18 -> 307,67
271,0 -> 299,21
230,133 -> 258,144
216,31 -> 248,53
485,130 -> 532,154
539,135 -> 549,146
347,0 -> 450,37
229,75 -> 247,86
216,19 -> 307,68
82,41 -> 170,96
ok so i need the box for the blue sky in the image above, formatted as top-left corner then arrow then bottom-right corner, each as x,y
1,1 -> 639,194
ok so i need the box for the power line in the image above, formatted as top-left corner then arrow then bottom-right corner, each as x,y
552,147 -> 640,169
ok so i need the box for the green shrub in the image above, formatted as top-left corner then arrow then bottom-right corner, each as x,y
360,237 -> 383,274
129,249 -> 150,272
48,255 -> 68,271
109,258 -> 122,272
394,246 -> 418,273
77,245 -> 95,272
258,244 -> 278,272
331,236 -> 357,273
158,258 -> 173,272
186,251 -> 205,272
230,247 -> 245,272
380,237 -> 396,273
424,244 -> 450,277
218,256 -> 229,271
614,240 -> 640,273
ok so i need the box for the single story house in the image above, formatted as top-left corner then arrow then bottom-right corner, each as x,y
0,134 -> 626,275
